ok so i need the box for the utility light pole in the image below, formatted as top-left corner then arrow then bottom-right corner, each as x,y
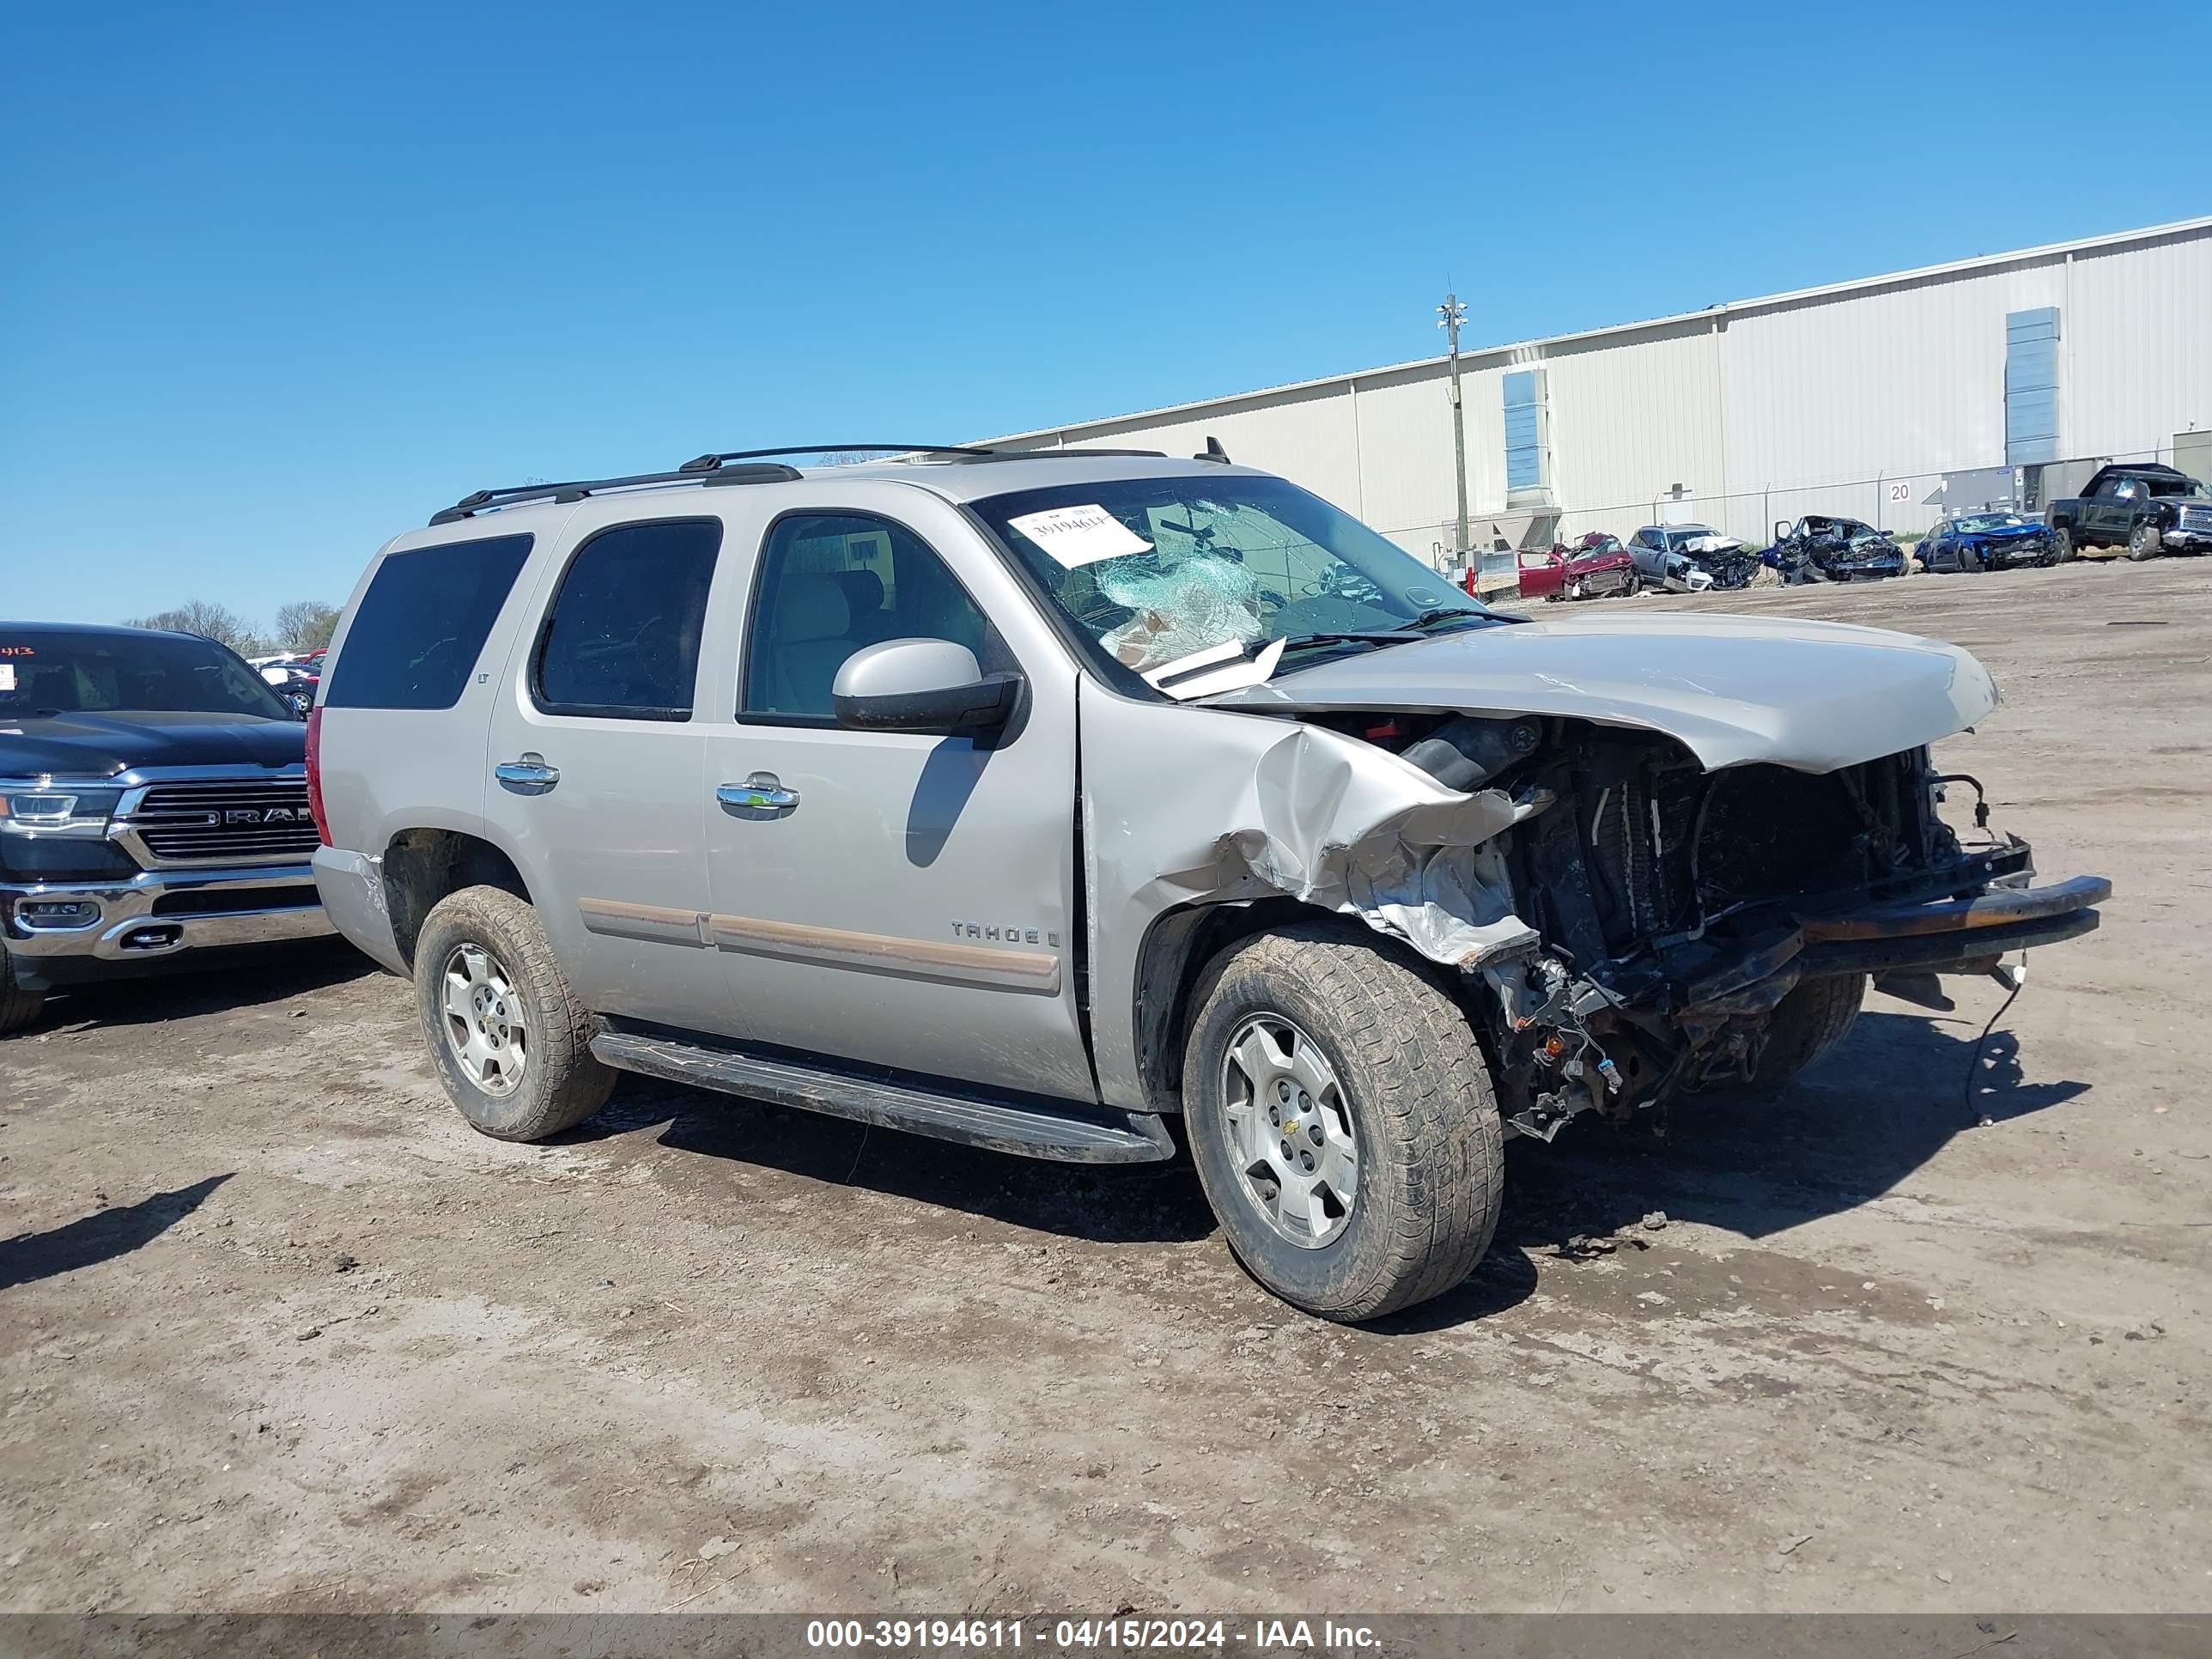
1438,292 -> 1470,562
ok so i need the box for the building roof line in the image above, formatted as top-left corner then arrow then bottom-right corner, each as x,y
985,215 -> 2212,445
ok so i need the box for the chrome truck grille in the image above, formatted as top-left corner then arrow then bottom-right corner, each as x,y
120,777 -> 319,865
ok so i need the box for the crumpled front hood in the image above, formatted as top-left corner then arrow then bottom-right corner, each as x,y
1206,612 -> 1997,774
0,711 -> 305,780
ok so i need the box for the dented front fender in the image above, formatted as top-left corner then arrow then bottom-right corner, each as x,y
1081,684 -> 1542,1114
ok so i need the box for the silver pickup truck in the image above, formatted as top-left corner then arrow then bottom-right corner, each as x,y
310,446 -> 2110,1322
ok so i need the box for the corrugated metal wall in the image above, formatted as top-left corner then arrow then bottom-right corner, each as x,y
992,221 -> 2212,565
2065,224 -> 2212,461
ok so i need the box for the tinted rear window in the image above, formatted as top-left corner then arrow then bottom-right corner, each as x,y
325,534 -> 533,710
535,519 -> 720,720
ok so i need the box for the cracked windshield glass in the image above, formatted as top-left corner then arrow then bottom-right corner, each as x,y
975,474 -> 1490,677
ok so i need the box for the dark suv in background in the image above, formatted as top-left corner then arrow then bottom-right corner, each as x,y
0,622 -> 330,1034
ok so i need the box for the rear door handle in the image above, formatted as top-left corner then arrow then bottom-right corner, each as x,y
717,773 -> 799,814
495,755 -> 561,795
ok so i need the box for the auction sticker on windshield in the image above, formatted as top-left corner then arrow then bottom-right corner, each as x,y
1005,503 -> 1153,568
0,665 -> 15,692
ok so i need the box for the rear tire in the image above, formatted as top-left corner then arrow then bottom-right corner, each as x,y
2128,522 -> 2161,562
2052,526 -> 2075,563
0,949 -> 44,1036
1181,923 -> 1504,1323
1752,973 -> 1866,1090
414,885 -> 614,1141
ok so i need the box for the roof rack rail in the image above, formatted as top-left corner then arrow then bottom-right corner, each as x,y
431,441 -> 1183,526
678,444 -> 994,470
944,447 -> 1168,464
674,444 -> 1174,470
429,460 -> 804,526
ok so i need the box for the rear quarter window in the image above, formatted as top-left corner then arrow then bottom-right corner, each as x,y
325,533 -> 534,710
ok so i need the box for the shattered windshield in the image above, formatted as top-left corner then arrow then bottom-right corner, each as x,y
1955,513 -> 2027,532
975,474 -> 1491,677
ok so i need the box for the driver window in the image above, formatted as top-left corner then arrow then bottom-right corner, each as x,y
2112,481 -> 2139,501
744,513 -> 1000,722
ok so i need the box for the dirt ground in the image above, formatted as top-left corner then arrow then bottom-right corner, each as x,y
3,561 -> 2208,1617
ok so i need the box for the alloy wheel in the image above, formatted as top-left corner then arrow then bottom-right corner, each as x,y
441,942 -> 528,1097
1218,1014 -> 1358,1249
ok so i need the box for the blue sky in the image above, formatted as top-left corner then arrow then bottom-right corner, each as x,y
3,0 -> 2203,625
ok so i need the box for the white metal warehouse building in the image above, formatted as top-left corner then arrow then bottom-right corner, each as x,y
988,216 -> 2212,574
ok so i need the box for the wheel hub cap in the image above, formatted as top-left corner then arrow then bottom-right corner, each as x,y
441,942 -> 528,1097
1220,1014 -> 1357,1249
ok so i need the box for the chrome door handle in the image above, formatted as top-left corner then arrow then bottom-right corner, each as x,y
717,773 -> 799,814
495,755 -> 561,795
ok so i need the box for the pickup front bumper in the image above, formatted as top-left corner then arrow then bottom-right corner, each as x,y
1,861 -> 331,986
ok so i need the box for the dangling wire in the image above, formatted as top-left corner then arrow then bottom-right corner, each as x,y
1964,953 -> 2027,1127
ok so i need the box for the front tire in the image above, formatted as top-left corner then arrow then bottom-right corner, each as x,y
2128,522 -> 2161,562
1181,924 -> 1504,1322
1752,974 -> 1866,1091
414,885 -> 613,1141
0,949 -> 44,1036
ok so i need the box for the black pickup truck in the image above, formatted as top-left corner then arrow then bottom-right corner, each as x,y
1,621 -> 331,1034
2045,463 -> 2212,562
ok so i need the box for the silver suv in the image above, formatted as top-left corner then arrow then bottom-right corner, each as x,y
311,445 -> 2109,1322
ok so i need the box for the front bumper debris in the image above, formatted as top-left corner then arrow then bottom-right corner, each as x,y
1978,536 -> 2051,565
1796,874 -> 2109,975
1,861 -> 331,969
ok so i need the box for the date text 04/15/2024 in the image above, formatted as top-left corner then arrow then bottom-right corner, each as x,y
804,1620 -> 1382,1651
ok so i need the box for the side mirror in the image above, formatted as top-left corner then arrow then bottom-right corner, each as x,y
831,638 -> 1022,737
1772,520 -> 1790,543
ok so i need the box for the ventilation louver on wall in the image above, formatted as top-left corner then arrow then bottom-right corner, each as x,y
2005,307 -> 2060,466
1504,368 -> 1551,498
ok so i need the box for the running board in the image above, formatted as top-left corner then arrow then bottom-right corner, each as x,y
588,1028 -> 1176,1164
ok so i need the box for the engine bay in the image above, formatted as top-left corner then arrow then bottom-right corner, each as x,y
1304,708 -> 2024,1138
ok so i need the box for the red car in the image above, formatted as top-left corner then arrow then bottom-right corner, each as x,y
1516,532 -> 1642,602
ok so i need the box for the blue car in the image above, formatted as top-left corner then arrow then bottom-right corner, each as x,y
1764,514 -> 1906,583
1919,510 -> 2058,574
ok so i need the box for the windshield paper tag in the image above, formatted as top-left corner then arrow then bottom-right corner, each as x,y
0,665 -> 13,692
1006,504 -> 1153,568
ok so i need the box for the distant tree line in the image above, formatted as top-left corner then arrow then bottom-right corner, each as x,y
122,599 -> 341,657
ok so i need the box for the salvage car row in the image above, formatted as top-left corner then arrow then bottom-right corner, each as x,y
0,438 -> 2116,1326
1511,461 -> 2212,603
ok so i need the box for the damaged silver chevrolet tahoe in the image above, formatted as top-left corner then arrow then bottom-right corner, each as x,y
311,446 -> 2111,1322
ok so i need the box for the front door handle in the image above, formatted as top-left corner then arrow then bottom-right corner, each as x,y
717,773 -> 800,815
495,754 -> 561,795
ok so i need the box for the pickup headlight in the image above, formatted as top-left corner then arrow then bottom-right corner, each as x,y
0,788 -> 123,839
